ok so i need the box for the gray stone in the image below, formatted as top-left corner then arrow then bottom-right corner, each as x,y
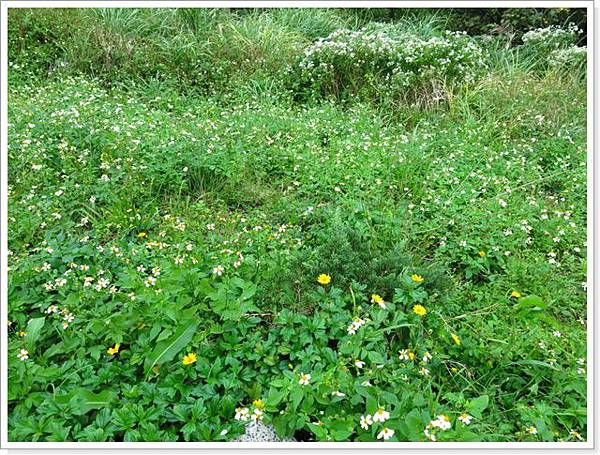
232,421 -> 296,442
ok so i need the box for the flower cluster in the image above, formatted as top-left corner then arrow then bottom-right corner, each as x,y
298,26 -> 484,100
424,414 -> 452,441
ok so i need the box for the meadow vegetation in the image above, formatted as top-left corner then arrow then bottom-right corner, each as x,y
7,7 -> 587,442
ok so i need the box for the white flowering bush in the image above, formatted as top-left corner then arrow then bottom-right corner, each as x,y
520,24 -> 583,70
297,26 -> 484,102
548,46 -> 587,73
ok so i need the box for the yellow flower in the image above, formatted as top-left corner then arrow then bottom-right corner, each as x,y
182,352 -> 197,365
17,331 -> 27,337
413,304 -> 427,316
478,251 -> 486,257
371,293 -> 386,309
408,351 -> 416,361
253,399 -> 265,409
411,274 -> 424,283
451,333 -> 461,345
317,274 -> 331,285
451,367 -> 458,373
107,343 -> 120,356
511,290 -> 522,298
137,232 -> 147,238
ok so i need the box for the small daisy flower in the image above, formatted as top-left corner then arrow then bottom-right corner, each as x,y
360,414 -> 373,430
17,349 -> 29,361
298,373 -> 311,386
458,413 -> 472,425
377,427 -> 395,440
372,407 -> 390,423
234,407 -> 250,421
371,293 -> 386,308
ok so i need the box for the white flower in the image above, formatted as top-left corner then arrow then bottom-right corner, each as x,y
424,426 -> 437,441
299,373 -> 311,386
145,276 -> 156,287
220,429 -> 228,436
213,265 -> 224,276
251,408 -> 264,422
420,367 -> 430,376
41,262 -> 51,271
499,199 -> 507,207
372,407 -> 390,423
377,427 -> 395,440
423,351 -> 432,363
17,349 -> 29,361
458,413 -> 472,425
553,331 -> 561,337
354,359 -> 365,368
360,414 -> 372,430
234,407 -> 250,421
331,390 -> 345,397
206,223 -> 216,231
430,415 -> 451,431
361,380 -> 372,387
398,349 -> 410,361
526,426 -> 538,435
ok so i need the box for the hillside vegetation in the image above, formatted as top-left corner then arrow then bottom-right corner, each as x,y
7,7 -> 587,442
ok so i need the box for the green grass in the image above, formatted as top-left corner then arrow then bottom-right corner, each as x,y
7,8 -> 587,443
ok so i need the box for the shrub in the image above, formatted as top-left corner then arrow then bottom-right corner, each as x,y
548,45 -> 587,74
297,26 -> 484,105
521,23 -> 581,54
518,23 -> 583,72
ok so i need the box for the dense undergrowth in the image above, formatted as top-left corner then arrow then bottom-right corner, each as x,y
7,7 -> 587,442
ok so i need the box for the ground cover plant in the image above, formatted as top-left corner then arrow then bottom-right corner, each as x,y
6,7 -> 588,443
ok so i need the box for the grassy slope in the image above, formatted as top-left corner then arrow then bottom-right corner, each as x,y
7,8 -> 587,443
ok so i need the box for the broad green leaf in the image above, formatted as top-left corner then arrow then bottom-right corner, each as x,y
144,321 -> 198,375
55,388 -> 116,415
308,422 -> 328,440
466,394 -> 489,418
290,387 -> 303,411
25,317 -> 45,351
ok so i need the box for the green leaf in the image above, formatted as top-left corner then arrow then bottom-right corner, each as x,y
366,395 -> 378,415
308,422 -> 328,440
466,395 -> 489,418
144,321 -> 198,375
25,317 -> 45,351
266,387 -> 286,408
290,387 -> 304,411
55,388 -> 116,415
